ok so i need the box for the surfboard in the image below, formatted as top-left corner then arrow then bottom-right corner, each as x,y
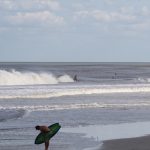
35,123 -> 61,144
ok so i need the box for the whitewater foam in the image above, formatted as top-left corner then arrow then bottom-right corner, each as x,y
0,102 -> 150,112
136,77 -> 150,83
0,84 -> 150,99
0,69 -> 74,85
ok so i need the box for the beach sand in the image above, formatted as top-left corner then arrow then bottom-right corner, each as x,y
101,135 -> 150,150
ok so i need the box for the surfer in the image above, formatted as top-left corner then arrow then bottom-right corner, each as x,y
35,125 -> 50,150
73,75 -> 78,81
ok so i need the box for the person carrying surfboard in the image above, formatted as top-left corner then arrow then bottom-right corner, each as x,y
35,125 -> 50,150
35,123 -> 61,150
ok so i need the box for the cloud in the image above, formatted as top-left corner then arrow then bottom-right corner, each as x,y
94,10 -> 136,22
104,0 -> 118,5
1,0 -> 150,34
0,0 -> 64,28
74,10 -> 136,23
0,27 -> 8,33
73,4 -> 150,35
8,11 -> 65,27
0,0 -> 61,11
0,1 -> 14,10
130,20 -> 150,31
141,6 -> 150,16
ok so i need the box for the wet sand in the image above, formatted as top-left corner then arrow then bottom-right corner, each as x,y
101,135 -> 150,150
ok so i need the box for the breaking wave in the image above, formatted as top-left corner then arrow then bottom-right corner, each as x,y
136,77 -> 150,83
0,84 -> 150,99
0,102 -> 150,112
0,69 -> 74,85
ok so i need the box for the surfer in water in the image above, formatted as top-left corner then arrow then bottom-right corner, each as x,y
35,125 -> 50,150
73,74 -> 78,81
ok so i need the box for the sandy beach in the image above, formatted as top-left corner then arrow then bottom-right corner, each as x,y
101,135 -> 150,150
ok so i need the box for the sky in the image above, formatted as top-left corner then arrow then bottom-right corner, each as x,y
0,0 -> 150,62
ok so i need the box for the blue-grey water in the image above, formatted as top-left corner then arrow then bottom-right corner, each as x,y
1,63 -> 150,150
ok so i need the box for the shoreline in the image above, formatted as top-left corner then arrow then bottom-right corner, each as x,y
62,121 -> 150,150
100,135 -> 150,150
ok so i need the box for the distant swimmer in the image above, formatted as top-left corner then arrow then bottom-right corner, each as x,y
115,72 -> 117,79
73,75 -> 78,81
112,73 -> 117,79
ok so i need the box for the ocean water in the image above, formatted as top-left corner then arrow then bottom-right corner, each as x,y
1,63 -> 150,150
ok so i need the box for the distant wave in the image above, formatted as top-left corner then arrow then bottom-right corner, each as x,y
136,77 -> 150,83
0,102 -> 150,112
0,84 -> 150,99
0,69 -> 74,85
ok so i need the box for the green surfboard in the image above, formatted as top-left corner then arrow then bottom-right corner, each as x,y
35,123 -> 61,144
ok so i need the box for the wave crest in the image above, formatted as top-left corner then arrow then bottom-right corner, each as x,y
0,69 -> 74,85
0,84 -> 150,99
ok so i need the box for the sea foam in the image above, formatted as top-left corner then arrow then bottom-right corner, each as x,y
0,69 -> 74,85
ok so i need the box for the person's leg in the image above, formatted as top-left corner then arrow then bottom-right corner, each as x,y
45,141 -> 49,150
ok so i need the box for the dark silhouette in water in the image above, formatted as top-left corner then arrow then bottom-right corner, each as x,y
112,73 -> 117,79
73,75 -> 78,81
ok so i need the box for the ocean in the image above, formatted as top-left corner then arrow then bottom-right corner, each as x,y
1,62 -> 150,150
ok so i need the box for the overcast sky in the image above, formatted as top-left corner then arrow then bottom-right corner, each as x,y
0,0 -> 150,62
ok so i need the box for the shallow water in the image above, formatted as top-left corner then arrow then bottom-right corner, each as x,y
62,121 -> 150,141
1,63 -> 150,150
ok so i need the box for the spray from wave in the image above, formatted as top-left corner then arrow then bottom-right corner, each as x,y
0,69 -> 74,85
